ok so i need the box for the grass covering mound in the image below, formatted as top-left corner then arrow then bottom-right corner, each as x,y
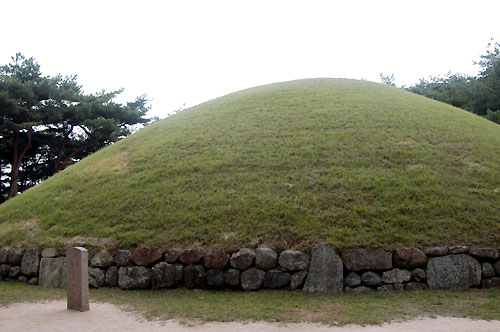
0,78 -> 499,250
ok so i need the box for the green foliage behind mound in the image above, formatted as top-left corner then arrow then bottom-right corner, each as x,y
1,79 -> 499,250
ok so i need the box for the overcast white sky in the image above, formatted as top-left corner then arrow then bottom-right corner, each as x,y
2,0 -> 499,118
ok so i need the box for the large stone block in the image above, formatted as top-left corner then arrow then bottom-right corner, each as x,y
393,248 -> 427,268
494,261 -> 500,276
179,249 -> 203,265
0,248 -> 9,263
91,252 -> 114,268
469,248 -> 499,260
173,264 -> 184,286
424,247 -> 448,256
264,269 -> 291,289
255,248 -> 278,270
204,249 -> 229,269
8,247 -> 24,265
105,266 -> 119,287
21,248 -> 40,276
361,271 -> 383,287
184,265 -> 206,289
0,264 -> 10,277
230,249 -> 255,270
303,244 -> 343,293
206,269 -> 225,287
223,268 -> 240,287
427,254 -> 481,290
290,271 -> 307,289
412,268 -> 427,282
118,266 -> 152,289
382,268 -> 411,284
393,282 -> 404,291
341,247 -> 392,271
39,257 -> 66,288
88,267 -> 105,288
377,285 -> 394,292
240,268 -> 265,291
9,266 -> 21,278
131,247 -> 163,266
151,262 -> 176,289
482,263 -> 495,278
114,250 -> 133,267
344,272 -> 361,288
279,250 -> 309,271
164,249 -> 181,263
41,248 -> 58,258
448,246 -> 469,254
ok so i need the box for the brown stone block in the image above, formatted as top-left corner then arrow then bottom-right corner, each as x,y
131,247 -> 164,266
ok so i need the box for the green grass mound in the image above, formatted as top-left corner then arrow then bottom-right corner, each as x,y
1,78 -> 499,250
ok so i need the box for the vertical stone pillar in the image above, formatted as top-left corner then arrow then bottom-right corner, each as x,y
66,247 -> 89,311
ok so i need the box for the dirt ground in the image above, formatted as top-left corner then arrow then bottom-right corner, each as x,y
1,300 -> 500,332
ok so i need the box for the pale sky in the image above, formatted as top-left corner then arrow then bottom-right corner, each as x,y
2,0 -> 499,118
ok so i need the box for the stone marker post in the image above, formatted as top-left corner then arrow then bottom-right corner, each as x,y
66,247 -> 89,311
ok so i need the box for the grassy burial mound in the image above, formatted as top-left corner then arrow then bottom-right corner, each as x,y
0,78 -> 499,250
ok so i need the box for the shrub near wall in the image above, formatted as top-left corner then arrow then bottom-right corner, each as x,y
1,245 -> 499,292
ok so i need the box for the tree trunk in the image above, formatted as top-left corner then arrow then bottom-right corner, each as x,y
7,128 -> 32,199
54,134 -> 70,173
56,139 -> 95,172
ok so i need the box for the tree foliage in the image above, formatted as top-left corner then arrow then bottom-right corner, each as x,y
407,40 -> 500,123
0,54 -> 152,202
379,73 -> 396,86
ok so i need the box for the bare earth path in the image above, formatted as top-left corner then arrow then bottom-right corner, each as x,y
1,301 -> 500,332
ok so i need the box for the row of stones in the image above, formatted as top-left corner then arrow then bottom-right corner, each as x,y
0,248 -> 40,285
0,247 -> 311,290
97,262 -> 308,290
1,245 -> 500,292
341,246 -> 500,292
344,268 -> 428,293
88,248 -> 310,290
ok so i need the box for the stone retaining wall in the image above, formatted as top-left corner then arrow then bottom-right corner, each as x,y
1,245 -> 499,292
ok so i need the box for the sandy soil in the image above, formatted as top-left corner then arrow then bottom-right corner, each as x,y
1,300 -> 499,332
